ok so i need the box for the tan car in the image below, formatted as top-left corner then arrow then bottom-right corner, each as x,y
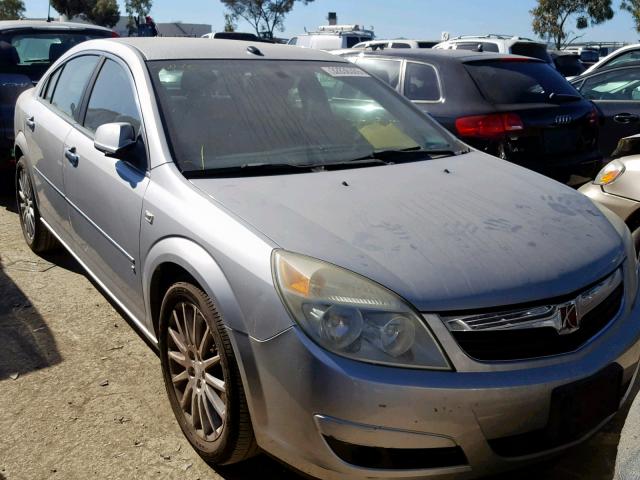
580,134 -> 640,256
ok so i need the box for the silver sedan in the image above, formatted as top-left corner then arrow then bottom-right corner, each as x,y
13,37 -> 640,479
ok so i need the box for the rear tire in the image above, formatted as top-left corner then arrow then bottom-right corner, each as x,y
159,281 -> 258,465
15,157 -> 58,253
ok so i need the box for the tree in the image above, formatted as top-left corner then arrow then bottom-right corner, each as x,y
86,0 -> 120,27
224,12 -> 237,32
621,0 -> 640,32
0,0 -> 24,20
125,0 -> 153,35
221,0 -> 315,39
531,0 -> 614,49
49,0 -> 88,19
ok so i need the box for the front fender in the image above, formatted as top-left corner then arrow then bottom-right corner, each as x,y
143,237 -> 250,339
14,129 -> 27,160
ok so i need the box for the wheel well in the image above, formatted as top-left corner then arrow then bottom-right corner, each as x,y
149,262 -> 200,337
626,208 -> 640,235
14,145 -> 23,161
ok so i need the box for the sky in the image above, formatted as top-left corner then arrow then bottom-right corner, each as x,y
22,0 -> 640,43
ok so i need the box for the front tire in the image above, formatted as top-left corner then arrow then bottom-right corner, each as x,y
159,282 -> 257,465
15,157 -> 57,253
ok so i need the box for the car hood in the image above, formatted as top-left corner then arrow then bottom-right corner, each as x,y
190,153 -> 624,312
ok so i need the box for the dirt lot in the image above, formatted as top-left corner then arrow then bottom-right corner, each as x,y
0,189 -> 638,480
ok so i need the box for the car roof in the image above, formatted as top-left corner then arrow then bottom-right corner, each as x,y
105,37 -> 349,61
343,49 -> 543,63
0,19 -> 112,32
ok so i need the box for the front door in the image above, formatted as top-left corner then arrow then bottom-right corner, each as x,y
63,57 -> 149,322
578,66 -> 640,157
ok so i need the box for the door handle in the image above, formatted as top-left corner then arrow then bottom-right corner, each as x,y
25,116 -> 35,131
64,147 -> 79,167
613,113 -> 640,124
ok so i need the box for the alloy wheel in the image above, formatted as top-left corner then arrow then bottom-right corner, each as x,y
17,168 -> 35,242
167,301 -> 227,441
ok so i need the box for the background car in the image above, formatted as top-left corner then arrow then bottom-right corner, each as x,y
344,49 -> 601,181
584,43 -> 640,74
0,20 -> 115,175
288,24 -> 374,50
13,37 -> 640,480
352,39 -> 438,50
549,50 -> 586,78
564,46 -> 600,66
580,136 -> 640,255
434,34 -> 552,64
571,63 -> 640,158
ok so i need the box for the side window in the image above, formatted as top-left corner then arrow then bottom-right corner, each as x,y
84,59 -> 141,135
404,62 -> 441,101
356,58 -> 401,89
607,50 -> 640,68
50,55 -> 99,119
580,68 -> 640,101
288,37 -> 297,46
481,42 -> 500,53
391,42 -> 411,49
42,66 -> 62,102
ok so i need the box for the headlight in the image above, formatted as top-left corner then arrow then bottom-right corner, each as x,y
273,250 -> 450,370
594,160 -> 625,185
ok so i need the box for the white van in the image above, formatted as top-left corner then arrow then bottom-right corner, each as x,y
288,24 -> 374,50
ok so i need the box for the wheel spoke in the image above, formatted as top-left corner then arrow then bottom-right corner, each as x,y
204,385 -> 226,420
192,305 -> 198,345
168,327 -> 188,354
181,303 -> 191,344
180,381 -> 193,409
191,386 -> 199,425
171,370 -> 189,384
204,372 -> 225,392
168,350 -> 189,368
197,393 -> 209,435
202,355 -> 220,370
201,393 -> 216,434
198,324 -> 211,357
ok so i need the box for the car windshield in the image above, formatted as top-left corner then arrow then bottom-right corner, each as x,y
147,60 -> 459,175
464,59 -> 581,104
0,29 -> 112,81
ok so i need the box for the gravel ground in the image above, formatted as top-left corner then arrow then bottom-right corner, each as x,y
0,189 -> 638,480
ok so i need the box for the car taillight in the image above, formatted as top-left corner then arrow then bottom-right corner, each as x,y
455,113 -> 524,138
111,31 -> 120,38
587,107 -> 599,126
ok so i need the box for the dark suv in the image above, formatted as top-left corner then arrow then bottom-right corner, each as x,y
342,49 -> 602,181
0,20 -> 114,172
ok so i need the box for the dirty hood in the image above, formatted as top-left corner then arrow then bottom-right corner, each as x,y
191,153 -> 625,311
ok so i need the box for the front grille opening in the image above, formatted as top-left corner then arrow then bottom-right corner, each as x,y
323,436 -> 468,470
452,284 -> 623,361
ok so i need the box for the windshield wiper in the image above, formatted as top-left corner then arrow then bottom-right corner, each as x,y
349,146 -> 468,163
183,162 -> 315,178
548,92 -> 582,102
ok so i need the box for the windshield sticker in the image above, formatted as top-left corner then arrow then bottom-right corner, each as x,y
321,66 -> 370,77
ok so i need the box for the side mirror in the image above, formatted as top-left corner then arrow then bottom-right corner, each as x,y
94,122 -> 136,157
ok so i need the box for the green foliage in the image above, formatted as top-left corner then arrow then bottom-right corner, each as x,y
531,0 -> 614,49
50,0 -> 88,18
224,12 -> 237,32
221,0 -> 315,39
0,0 -> 24,20
86,0 -> 120,27
621,0 -> 640,32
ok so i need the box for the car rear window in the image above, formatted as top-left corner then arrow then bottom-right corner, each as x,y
0,29 -> 111,81
510,43 -> 551,62
553,55 -> 586,77
464,60 -> 580,104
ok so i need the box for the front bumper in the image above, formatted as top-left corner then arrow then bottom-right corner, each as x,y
231,286 -> 640,480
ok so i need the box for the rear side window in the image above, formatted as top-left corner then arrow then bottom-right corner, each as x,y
510,43 -> 551,62
356,58 -> 402,89
404,62 -> 441,101
579,67 -> 640,101
84,59 -> 141,135
391,42 -> 411,49
553,55 -> 586,77
606,49 -> 640,68
417,42 -> 437,49
345,36 -> 362,48
50,55 -> 99,119
42,67 -> 62,102
464,60 -> 579,104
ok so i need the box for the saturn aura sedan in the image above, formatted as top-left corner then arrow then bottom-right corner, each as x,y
13,38 -> 640,479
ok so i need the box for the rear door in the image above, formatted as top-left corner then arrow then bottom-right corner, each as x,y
25,54 -> 100,239
63,56 -> 149,322
574,66 -> 640,157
